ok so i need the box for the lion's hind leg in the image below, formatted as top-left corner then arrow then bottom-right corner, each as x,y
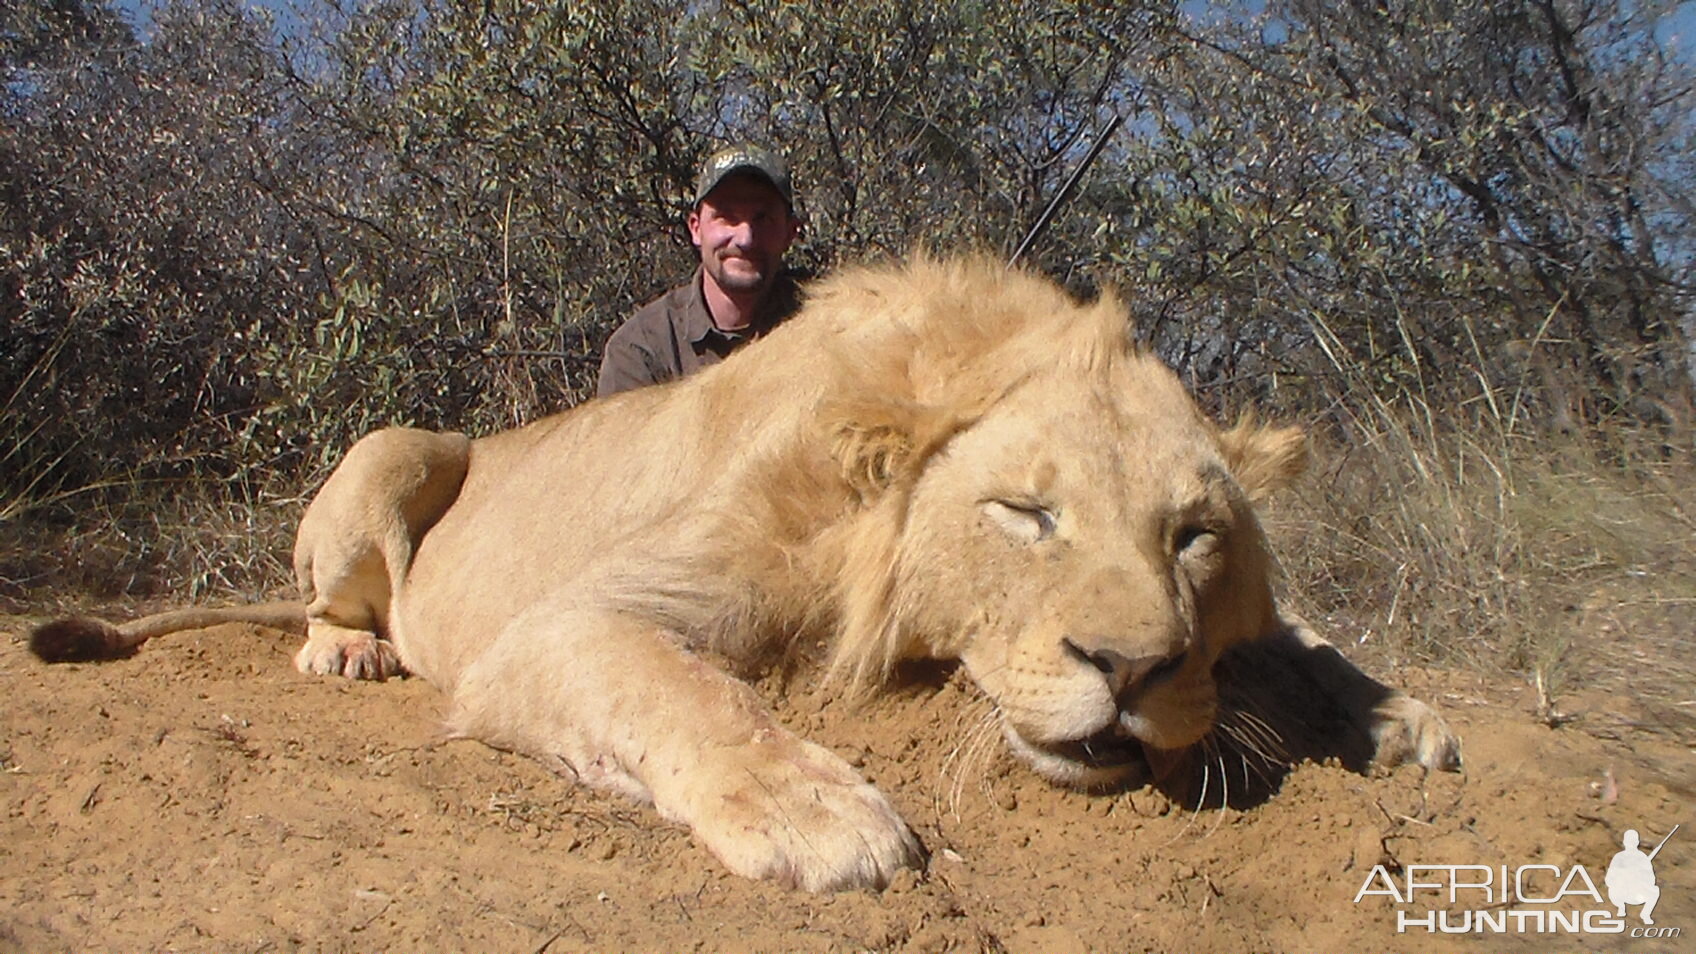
294,610 -> 404,681
292,427 -> 470,681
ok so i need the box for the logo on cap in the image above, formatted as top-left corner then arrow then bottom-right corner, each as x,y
694,145 -> 793,209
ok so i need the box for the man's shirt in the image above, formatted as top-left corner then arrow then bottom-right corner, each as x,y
596,270 -> 801,398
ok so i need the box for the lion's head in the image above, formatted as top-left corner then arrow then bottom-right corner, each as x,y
801,256 -> 1307,790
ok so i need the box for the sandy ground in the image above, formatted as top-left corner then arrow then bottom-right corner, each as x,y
2,611 -> 1691,954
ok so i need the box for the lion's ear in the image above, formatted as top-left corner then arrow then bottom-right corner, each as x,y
827,399 -> 958,501
1218,414 -> 1308,502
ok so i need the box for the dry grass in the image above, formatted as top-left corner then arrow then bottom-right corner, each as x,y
1273,417 -> 1691,644
0,478 -> 301,618
1261,315 -> 1695,720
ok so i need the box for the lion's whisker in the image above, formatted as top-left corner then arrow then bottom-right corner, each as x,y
1164,756 -> 1211,846
1218,720 -> 1280,769
1224,708 -> 1288,763
1204,751 -> 1231,836
938,698 -> 1001,820
941,723 -> 979,816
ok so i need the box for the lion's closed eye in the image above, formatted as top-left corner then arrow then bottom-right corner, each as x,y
1173,524 -> 1220,555
983,499 -> 1057,544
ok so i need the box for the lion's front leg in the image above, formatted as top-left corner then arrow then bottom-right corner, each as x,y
449,603 -> 923,892
663,698 -> 922,892
1247,616 -> 1462,773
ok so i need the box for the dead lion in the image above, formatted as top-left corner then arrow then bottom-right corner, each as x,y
32,254 -> 1460,891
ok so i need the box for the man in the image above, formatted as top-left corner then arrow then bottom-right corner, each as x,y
596,145 -> 803,397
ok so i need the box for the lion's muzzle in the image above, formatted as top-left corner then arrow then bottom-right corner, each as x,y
1062,639 -> 1189,701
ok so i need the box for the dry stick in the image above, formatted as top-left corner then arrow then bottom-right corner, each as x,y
1506,291 -> 1569,435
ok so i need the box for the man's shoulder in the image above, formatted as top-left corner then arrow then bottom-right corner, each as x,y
631,280 -> 690,317
625,279 -> 700,335
597,278 -> 702,396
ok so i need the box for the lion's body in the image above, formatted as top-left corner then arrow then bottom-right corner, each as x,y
33,254 -> 1460,892
400,378 -> 818,687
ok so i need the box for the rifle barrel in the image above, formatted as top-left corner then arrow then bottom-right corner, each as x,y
1008,114 -> 1125,268
1647,824 -> 1679,861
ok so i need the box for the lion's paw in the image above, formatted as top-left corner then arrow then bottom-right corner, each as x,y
1371,693 -> 1462,772
678,731 -> 923,892
293,626 -> 404,681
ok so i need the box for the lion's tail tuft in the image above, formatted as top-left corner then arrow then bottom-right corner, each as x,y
29,617 -> 140,662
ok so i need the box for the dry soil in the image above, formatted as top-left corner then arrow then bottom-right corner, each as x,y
2,612 -> 1692,954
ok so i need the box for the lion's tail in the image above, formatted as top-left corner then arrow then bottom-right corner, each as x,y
28,602 -> 307,663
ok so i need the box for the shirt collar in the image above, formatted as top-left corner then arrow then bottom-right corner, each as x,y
683,268 -> 795,349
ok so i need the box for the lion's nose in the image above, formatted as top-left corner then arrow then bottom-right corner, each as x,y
1063,639 -> 1186,698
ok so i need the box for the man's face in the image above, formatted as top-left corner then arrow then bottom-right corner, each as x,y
688,174 -> 799,296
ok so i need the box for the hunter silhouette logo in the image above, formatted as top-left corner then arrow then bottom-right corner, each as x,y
1354,822 -> 1682,938
1607,826 -> 1676,925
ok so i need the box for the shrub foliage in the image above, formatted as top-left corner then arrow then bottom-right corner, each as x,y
3,0 -> 1691,489
3,0 -> 1693,674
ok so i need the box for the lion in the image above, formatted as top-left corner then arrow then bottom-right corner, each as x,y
31,254 -> 1460,892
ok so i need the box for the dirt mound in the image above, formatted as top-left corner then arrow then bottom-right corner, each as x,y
2,619 -> 1690,953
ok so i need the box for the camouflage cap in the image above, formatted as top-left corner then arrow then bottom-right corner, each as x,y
694,144 -> 793,210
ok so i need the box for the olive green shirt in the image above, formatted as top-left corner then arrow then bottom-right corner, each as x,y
596,270 -> 801,398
